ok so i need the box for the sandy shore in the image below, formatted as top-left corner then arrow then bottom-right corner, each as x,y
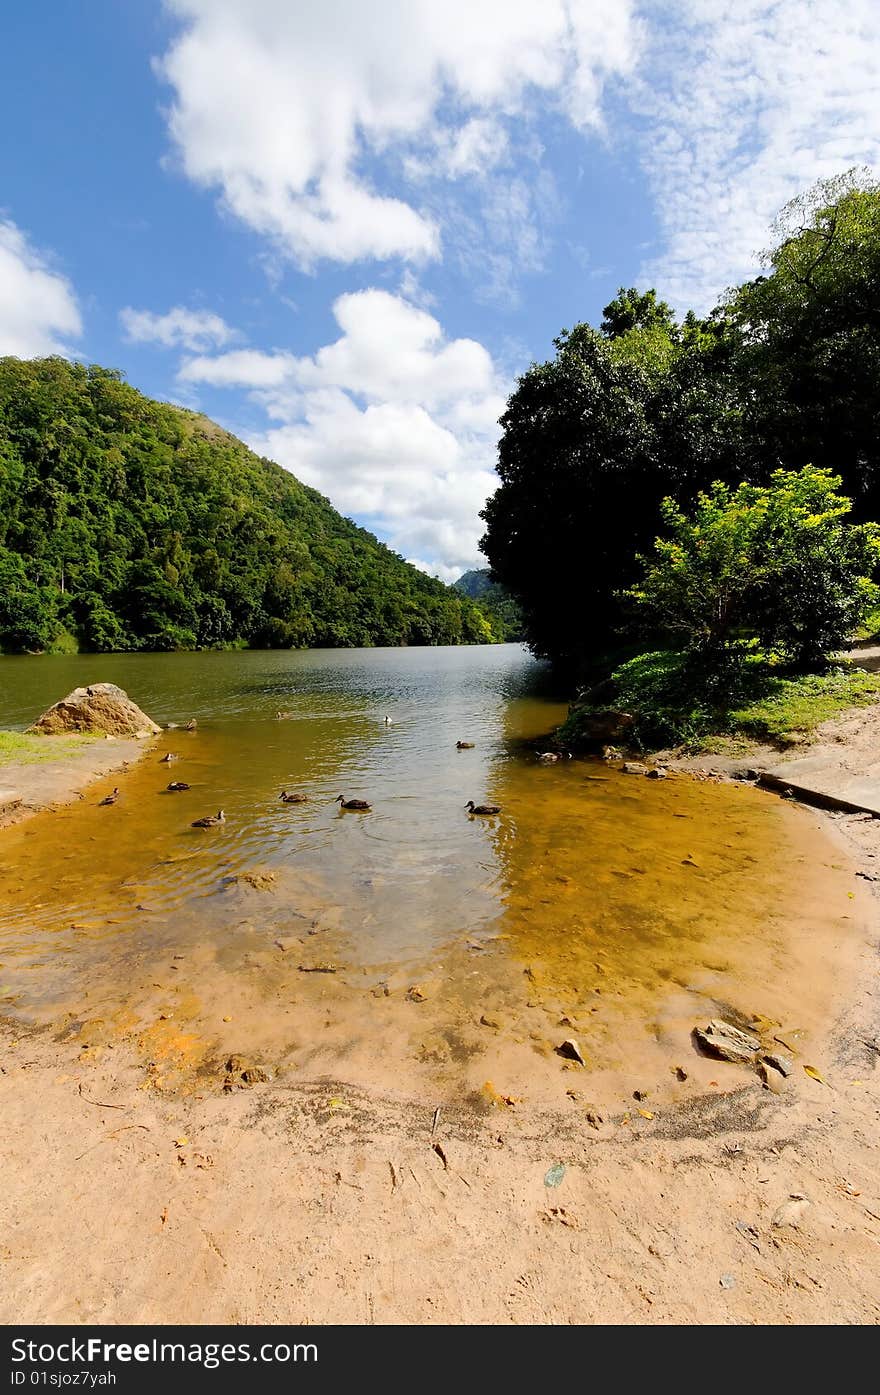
0,736 -> 153,829
1,708 -> 880,1324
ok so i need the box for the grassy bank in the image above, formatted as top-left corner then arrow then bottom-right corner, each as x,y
560,649 -> 880,753
0,732 -> 96,766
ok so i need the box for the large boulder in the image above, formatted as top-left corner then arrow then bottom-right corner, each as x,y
27,683 -> 160,737
569,708 -> 635,745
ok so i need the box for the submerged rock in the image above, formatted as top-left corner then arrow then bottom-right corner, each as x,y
694,1018 -> 761,1064
574,709 -> 635,745
28,683 -> 160,738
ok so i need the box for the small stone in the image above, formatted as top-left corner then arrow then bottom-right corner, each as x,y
646,767 -> 667,780
621,762 -> 649,776
633,1088 -> 649,1101
771,1194 -> 811,1230
694,1019 -> 760,1064
406,985 -> 427,1002
761,1051 -> 793,1078
719,1273 -> 736,1290
555,1038 -> 585,1066
480,1013 -> 502,1030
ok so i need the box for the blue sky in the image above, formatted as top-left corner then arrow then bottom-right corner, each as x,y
2,1 -> 878,579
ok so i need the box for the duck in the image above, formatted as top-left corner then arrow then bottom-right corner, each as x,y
456,740 -> 475,749
335,795 -> 372,811
276,711 -> 294,720
160,752 -> 178,763
184,718 -> 198,731
191,810 -> 225,828
465,800 -> 501,815
537,752 -> 559,763
166,781 -> 191,792
384,716 -> 393,725
279,790 -> 308,803
99,787 -> 120,806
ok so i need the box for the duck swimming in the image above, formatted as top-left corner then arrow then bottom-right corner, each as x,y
99,787 -> 120,806
465,800 -> 501,815
191,810 -> 225,828
335,795 -> 371,811
184,718 -> 198,731
160,752 -> 178,763
456,741 -> 475,749
279,790 -> 308,803
166,781 -> 190,792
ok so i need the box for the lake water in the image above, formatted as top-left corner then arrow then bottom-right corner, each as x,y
0,645 -> 864,1107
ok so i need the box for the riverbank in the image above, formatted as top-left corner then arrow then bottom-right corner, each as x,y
0,734 -> 153,829
1,647 -> 878,1325
2,943 -> 878,1324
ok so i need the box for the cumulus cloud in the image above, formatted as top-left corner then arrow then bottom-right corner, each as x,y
178,289 -> 505,576
637,0 -> 880,311
120,304 -> 236,351
0,220 -> 81,358
157,0 -> 637,268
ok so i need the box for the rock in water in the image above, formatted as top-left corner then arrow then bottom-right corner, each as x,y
694,1019 -> 761,1064
27,683 -> 160,737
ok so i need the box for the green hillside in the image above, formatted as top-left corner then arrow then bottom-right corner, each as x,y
0,356 -> 496,654
454,568 -> 524,641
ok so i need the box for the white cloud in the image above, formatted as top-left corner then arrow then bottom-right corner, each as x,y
636,0 -> 880,311
158,0 -> 637,268
120,304 -> 236,351
0,220 -> 81,358
178,289 -> 505,576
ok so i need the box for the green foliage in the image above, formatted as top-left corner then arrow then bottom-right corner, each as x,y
625,467 -> 880,667
482,174 -> 880,676
453,568 -> 524,641
560,649 -> 880,750
730,170 -> 880,513
0,357 -> 489,654
480,322 -> 746,672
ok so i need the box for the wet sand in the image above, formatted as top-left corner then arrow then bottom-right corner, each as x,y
0,735 -> 152,829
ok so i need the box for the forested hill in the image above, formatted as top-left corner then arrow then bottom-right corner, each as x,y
0,356 -> 496,654
453,568 -> 524,641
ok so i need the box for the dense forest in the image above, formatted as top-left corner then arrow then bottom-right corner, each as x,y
0,357 -> 499,654
481,172 -> 880,681
453,568 -> 524,641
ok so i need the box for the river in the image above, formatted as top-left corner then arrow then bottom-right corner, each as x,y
0,644 -> 864,1107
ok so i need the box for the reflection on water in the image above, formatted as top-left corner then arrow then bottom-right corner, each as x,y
0,645 -> 864,1103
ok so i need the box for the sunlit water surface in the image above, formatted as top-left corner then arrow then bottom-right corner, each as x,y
0,646 -> 864,1105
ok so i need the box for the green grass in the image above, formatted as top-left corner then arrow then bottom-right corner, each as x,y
727,667 -> 880,745
560,648 -> 880,752
0,731 -> 97,766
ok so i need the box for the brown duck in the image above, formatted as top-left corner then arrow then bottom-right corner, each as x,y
166,781 -> 191,792
465,800 -> 500,816
456,740 -> 475,749
192,809 -> 225,828
279,790 -> 308,803
99,787 -> 120,806
335,795 -> 371,811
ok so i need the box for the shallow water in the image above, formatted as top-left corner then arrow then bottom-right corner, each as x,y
0,645 -> 865,1104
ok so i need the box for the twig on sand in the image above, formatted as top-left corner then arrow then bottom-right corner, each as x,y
431,1106 -> 441,1138
74,1124 -> 149,1162
77,1083 -> 125,1110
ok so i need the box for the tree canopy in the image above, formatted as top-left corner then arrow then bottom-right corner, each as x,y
0,356 -> 497,654
481,173 -> 880,673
